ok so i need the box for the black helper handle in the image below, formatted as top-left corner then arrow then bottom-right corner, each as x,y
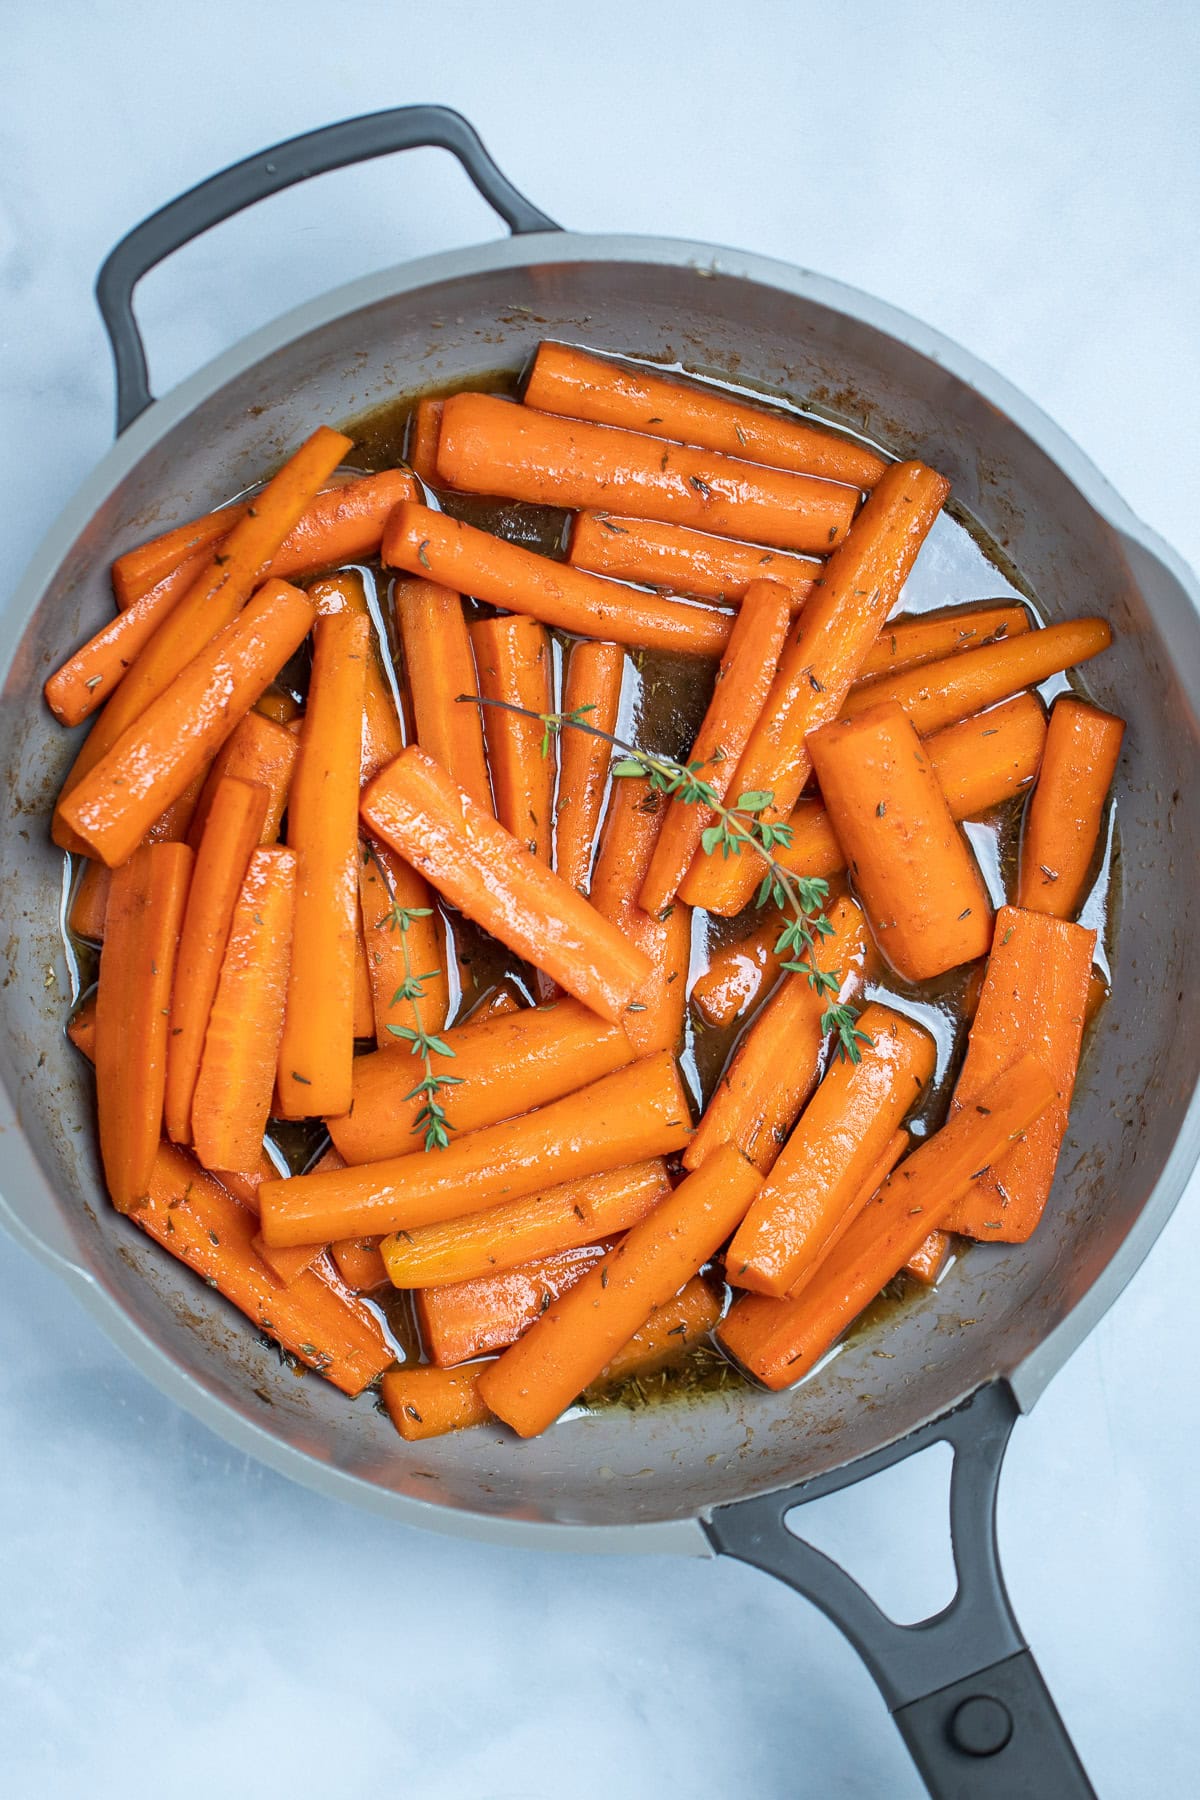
706,1381 -> 1097,1799
96,104 -> 561,434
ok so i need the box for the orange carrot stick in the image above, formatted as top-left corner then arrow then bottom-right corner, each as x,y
254,685 -> 303,725
592,1276 -> 722,1386
685,894 -> 869,1174
718,1054 -> 1056,1388
329,1236 -> 389,1290
525,343 -> 888,490
188,710 -> 298,849
360,747 -> 653,1024
417,1240 -> 617,1366
328,997 -> 634,1164
807,700 -> 994,981
94,842 -> 193,1211
276,611 -> 368,1118
136,1144 -> 393,1396
1017,696 -> 1124,918
392,577 -> 493,813
568,512 -> 818,602
639,579 -> 794,915
852,602 -> 1031,686
382,1364 -> 492,1440
309,570 -> 405,781
69,859 -> 112,942
462,985 -> 524,1023
164,777 -> 269,1144
67,993 -> 98,1060
469,614 -> 555,859
904,1230 -> 951,1285
407,398 -> 444,486
260,1050 -> 692,1247
192,848 -> 297,1172
45,548 -> 210,727
554,640 -> 624,891
838,618 -> 1114,735
589,776 -> 691,1054
380,1159 -> 671,1287
249,1144 -> 341,1283
384,503 -> 732,659
1084,967 -> 1108,1029
58,580 -> 316,867
680,461 -> 951,913
352,899 -> 376,1041
726,1003 -> 936,1296
359,838 -> 449,1044
437,394 -> 859,554
944,905 -> 1096,1241
112,509 -> 245,608
477,1141 -> 759,1437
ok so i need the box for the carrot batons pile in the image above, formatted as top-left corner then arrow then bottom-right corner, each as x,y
49,346 -> 1122,1445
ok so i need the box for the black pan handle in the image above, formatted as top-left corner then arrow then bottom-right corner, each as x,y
95,104 -> 561,434
706,1380 -> 1097,1799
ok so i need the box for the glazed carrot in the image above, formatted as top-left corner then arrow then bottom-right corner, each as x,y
359,838 -> 449,1044
192,848 -> 297,1171
1084,967 -> 1109,1029
251,1234 -> 326,1287
477,1142 -> 759,1438
112,508 -> 244,608
392,577 -> 493,813
380,1159 -> 671,1287
243,1143 -> 344,1282
309,571 -> 406,781
45,548 -> 210,727
592,1276 -> 722,1386
439,393 -> 859,554
254,686 -> 302,725
526,343 -> 888,490
554,640 -> 624,890
945,905 -> 1095,1241
352,900 -> 376,1041
384,504 -> 731,659
66,993 -> 97,1060
718,1054 -> 1056,1388
407,398 -> 444,485
360,747 -> 653,1023
462,985 -> 523,1022
276,611 -> 367,1118
260,1050 -> 692,1246
680,461 -> 951,914
329,1236 -> 389,1290
685,895 -> 869,1173
136,1145 -> 393,1396
640,580 -> 794,916
905,1230 -> 951,1285
163,777 -> 269,1144
417,1240 -> 617,1366
808,700 -> 993,981
188,711 -> 298,849
1017,696 -> 1124,918
94,842 -> 192,1211
382,1365 -> 492,1440
568,512 -> 818,604
470,614 -> 555,859
206,1147 -> 282,1211
328,997 -> 633,1164
852,603 -> 1030,686
69,859 -> 112,942
838,617 -> 1114,735
726,1003 -> 936,1296
58,580 -> 316,867
589,777 -> 691,1053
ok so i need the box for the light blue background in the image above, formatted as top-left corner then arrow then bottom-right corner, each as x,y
2,5 -> 1197,1795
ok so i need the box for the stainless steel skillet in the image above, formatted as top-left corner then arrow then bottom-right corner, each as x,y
1,105 -> 1197,1799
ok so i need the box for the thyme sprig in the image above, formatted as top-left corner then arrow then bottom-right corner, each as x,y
458,695 -> 870,1062
364,841 -> 460,1150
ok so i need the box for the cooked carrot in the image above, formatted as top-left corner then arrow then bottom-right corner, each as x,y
382,1364 -> 492,1440
112,508 -> 245,609
392,577 -> 493,813
838,617 -> 1114,735
329,1236 -> 389,1290
69,859 -> 112,942
260,1050 -> 692,1247
380,1159 -> 671,1287
359,837 -> 449,1045
438,393 -> 859,554
251,1234 -> 326,1287
276,611 -> 368,1118
718,1054 -> 1056,1388
135,1144 -> 393,1396
384,504 -> 731,659
45,548 -> 210,727
188,710 -> 298,849
352,898 -> 376,1041
462,985 -> 523,1022
205,1147 -> 281,1211
568,512 -> 818,604
67,992 -> 97,1060
247,1143 -> 342,1283
192,847 -> 297,1171
254,685 -> 303,725
589,777 -> 691,1053
639,579 -> 794,916
1084,967 -> 1109,1029
685,894 -> 869,1174
407,398 -> 444,485
725,1003 -> 936,1296
680,461 -> 951,914
469,614 -> 555,859
477,1141 -> 759,1438
1017,696 -> 1124,917
58,580 -> 316,867
164,777 -> 269,1144
147,765 -> 211,846
592,1276 -> 722,1386
525,343 -> 888,490
360,747 -> 653,1023
417,1240 -> 617,1366
904,1230 -> 951,1285
945,905 -> 1095,1241
309,570 -> 406,780
554,640 -> 624,890
94,842 -> 192,1211
808,699 -> 994,981
852,603 -> 1030,686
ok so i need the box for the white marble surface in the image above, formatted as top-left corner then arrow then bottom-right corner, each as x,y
1,5 -> 1198,1795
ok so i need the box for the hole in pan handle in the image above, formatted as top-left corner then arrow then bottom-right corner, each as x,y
94,103 -> 562,436
704,1380 -> 1097,1800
